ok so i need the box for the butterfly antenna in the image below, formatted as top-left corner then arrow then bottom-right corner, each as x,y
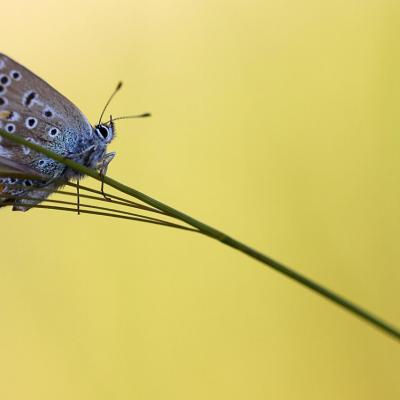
104,113 -> 151,124
98,81 -> 123,125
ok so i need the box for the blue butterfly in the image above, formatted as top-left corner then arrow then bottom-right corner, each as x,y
0,54 -> 148,211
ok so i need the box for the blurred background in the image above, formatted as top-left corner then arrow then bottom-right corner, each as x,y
1,0 -> 399,399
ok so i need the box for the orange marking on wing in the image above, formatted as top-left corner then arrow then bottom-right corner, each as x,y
0,110 -> 11,119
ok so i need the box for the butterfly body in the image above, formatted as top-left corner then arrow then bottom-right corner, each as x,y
0,54 -> 116,210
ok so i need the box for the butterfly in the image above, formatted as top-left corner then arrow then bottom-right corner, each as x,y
0,53 -> 148,211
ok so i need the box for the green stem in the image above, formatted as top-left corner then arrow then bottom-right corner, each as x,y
31,204 -> 196,230
0,129 -> 399,341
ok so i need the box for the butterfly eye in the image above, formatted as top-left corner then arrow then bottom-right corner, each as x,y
95,125 -> 111,142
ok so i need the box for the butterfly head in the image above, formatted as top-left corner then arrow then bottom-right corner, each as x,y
93,122 -> 115,144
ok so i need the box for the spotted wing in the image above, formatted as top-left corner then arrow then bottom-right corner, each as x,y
0,53 -> 93,177
0,155 -> 42,177
0,53 -> 93,210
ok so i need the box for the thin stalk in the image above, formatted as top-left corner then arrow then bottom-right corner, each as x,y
0,194 -> 193,230
28,204 -> 197,231
56,188 -> 168,215
48,199 -> 190,227
0,129 -> 399,341
64,182 -> 167,214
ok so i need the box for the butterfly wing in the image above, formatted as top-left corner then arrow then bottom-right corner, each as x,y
0,155 -> 42,178
0,53 -> 93,210
0,53 -> 93,162
0,53 -> 92,132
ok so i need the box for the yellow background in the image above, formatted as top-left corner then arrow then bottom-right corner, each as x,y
1,0 -> 399,399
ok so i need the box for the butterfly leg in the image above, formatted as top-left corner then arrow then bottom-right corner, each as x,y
99,152 -> 116,201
